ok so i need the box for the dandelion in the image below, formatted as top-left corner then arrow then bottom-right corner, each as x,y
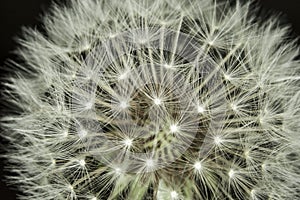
1,0 -> 300,199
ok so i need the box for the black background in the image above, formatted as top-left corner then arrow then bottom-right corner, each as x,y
0,0 -> 300,199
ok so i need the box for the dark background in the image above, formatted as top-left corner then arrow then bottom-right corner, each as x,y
0,0 -> 300,199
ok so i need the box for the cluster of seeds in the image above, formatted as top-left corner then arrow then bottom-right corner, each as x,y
1,0 -> 299,199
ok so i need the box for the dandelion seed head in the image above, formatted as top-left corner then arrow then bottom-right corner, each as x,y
2,0 -> 300,199
197,105 -> 205,113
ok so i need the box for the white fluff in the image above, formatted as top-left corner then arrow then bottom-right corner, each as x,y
1,0 -> 300,199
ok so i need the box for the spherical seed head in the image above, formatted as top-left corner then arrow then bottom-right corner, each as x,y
2,0 -> 300,199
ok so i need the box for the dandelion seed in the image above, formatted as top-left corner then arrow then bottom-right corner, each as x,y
68,184 -> 74,191
62,131 -> 68,138
244,150 -> 250,159
85,101 -> 94,109
153,98 -> 162,105
170,190 -> 178,199
262,163 -> 267,170
145,159 -> 155,168
119,101 -> 128,109
170,124 -> 179,133
51,159 -> 56,166
228,169 -> 235,178
79,129 -> 88,138
118,71 -> 129,81
224,73 -> 232,80
207,40 -> 215,46
114,167 -> 122,175
197,105 -> 205,113
214,136 -> 223,145
164,64 -> 174,69
123,138 -> 133,147
231,103 -> 238,111
251,189 -> 256,199
78,159 -> 86,167
193,161 -> 202,171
